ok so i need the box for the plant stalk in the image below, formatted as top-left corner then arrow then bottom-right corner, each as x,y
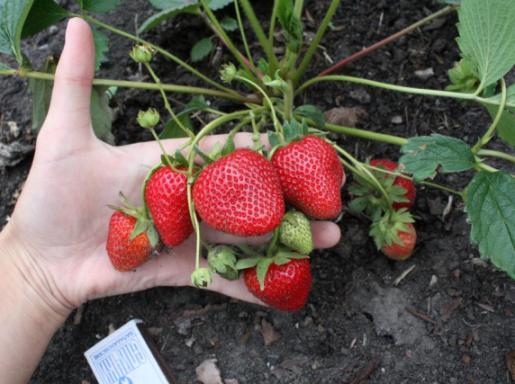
478,149 -> 515,165
318,5 -> 458,76
144,63 -> 194,139
4,69 -> 255,103
472,79 -> 507,153
76,13 -> 238,96
325,122 -> 408,146
292,0 -> 342,84
234,0 -> 255,69
199,0 -> 259,79
297,75 -> 514,109
239,0 -> 280,73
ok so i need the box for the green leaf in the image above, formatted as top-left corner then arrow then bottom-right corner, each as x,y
0,0 -> 34,63
184,95 -> 208,112
90,86 -> 114,140
82,0 -> 120,12
160,114 -> 192,139
0,62 -> 12,70
149,0 -> 197,10
191,37 -> 213,62
482,83 -> 515,146
208,0 -> 233,10
220,16 -> 237,31
256,258 -> 273,291
276,0 -> 303,53
138,4 -> 198,33
92,27 -> 109,70
283,119 -> 308,143
465,171 -> 515,279
268,131 -> 281,149
235,257 -> 260,270
457,0 -> 515,90
295,105 -> 325,129
21,0 -> 67,39
399,134 -> 476,181
28,57 -> 57,132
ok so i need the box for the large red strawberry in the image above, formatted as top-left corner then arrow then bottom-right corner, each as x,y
381,222 -> 417,261
193,149 -> 285,236
244,258 -> 312,311
145,166 -> 193,247
106,211 -> 153,271
370,159 -> 416,210
271,135 -> 345,220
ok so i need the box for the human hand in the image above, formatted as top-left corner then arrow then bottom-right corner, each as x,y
0,18 -> 341,320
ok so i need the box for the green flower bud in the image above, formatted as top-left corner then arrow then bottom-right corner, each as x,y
220,63 -> 238,83
137,108 -> 160,129
191,268 -> 213,288
208,245 -> 239,280
130,44 -> 155,63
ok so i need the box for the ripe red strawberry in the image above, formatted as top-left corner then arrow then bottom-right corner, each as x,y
193,149 -> 285,236
106,211 -> 152,271
145,166 -> 193,247
381,222 -> 417,261
370,159 -> 416,210
271,135 -> 345,220
244,258 -> 312,311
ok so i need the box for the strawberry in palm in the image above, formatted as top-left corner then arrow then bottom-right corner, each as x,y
106,211 -> 154,271
193,148 -> 285,236
145,165 -> 193,247
244,258 -> 312,311
272,135 -> 345,220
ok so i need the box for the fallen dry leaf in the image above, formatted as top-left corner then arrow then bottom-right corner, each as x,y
324,107 -> 366,128
260,319 -> 280,346
196,358 -> 223,384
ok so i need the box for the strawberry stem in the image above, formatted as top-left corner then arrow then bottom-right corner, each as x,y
143,63 -> 194,139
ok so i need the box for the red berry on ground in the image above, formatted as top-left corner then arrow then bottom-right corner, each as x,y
381,222 -> 417,261
244,258 -> 312,311
106,211 -> 152,271
193,149 -> 285,236
370,158 -> 416,210
272,135 -> 345,220
145,166 -> 193,247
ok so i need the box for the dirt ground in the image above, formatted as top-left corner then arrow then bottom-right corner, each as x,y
1,0 -> 514,383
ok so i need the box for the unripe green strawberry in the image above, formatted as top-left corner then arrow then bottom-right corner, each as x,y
279,210 -> 313,254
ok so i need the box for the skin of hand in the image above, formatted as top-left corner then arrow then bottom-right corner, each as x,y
0,18 -> 341,382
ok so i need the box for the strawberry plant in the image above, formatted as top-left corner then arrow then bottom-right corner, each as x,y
1,0 -> 514,311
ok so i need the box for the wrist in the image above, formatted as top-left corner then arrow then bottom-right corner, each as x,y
0,224 -> 72,327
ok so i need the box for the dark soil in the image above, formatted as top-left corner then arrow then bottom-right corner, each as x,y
1,0 -> 514,383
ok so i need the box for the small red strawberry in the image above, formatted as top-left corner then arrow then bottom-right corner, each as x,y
106,211 -> 153,271
244,258 -> 312,311
381,222 -> 417,261
370,159 -> 416,210
193,148 -> 285,236
145,166 -> 193,247
271,135 -> 345,220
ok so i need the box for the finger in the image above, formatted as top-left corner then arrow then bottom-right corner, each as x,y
127,133 -> 270,168
201,222 -> 272,246
202,220 -> 340,249
41,18 -> 95,145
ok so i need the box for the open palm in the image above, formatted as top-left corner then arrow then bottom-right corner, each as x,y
7,19 -> 340,313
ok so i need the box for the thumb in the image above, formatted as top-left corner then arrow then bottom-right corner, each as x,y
41,18 -> 95,145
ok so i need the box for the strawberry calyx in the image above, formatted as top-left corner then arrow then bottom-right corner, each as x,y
109,192 -> 160,248
348,162 -> 410,218
235,248 -> 309,291
207,245 -> 240,280
369,208 -> 414,250
267,118 -> 309,157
